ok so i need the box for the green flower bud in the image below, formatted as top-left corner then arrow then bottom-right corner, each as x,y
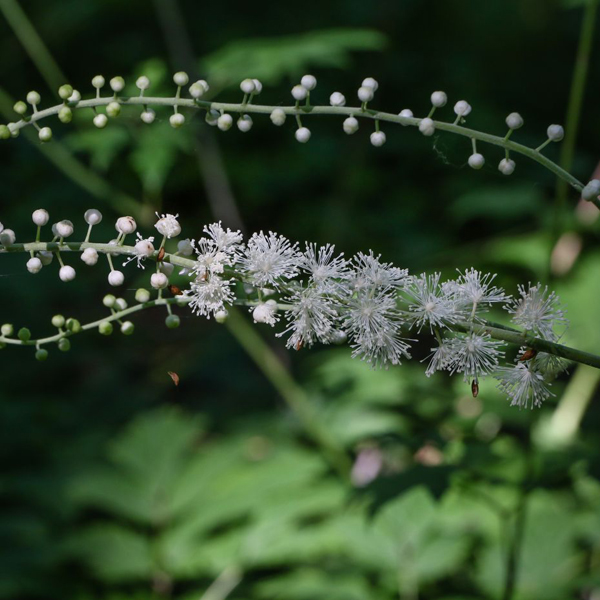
35,348 -> 48,361
18,327 -> 31,342
165,314 -> 180,329
115,298 -> 128,311
66,318 -> 81,333
121,321 -> 135,335
38,127 -> 52,142
99,321 -> 113,335
135,288 -> 151,303
58,84 -> 73,100
13,101 -> 27,115
0,125 -> 12,140
103,294 -> 116,308
58,106 -> 73,123
1,323 -> 14,336
106,101 -> 121,118
51,314 -> 65,328
58,338 -> 71,351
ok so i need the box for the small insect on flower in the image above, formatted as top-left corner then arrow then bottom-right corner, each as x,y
167,371 -> 180,386
519,347 -> 537,362
471,379 -> 479,398
168,284 -> 183,296
157,247 -> 165,262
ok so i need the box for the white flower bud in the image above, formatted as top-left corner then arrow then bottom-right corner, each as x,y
32,209 -> 49,226
151,272 -> 168,289
252,301 -> 278,325
292,85 -> 308,101
56,220 -> 74,238
110,76 -> 125,92
498,158 -> 516,176
0,229 -> 15,245
431,91 -> 447,107
419,118 -> 435,136
159,262 -> 174,276
301,74 -> 317,90
237,114 -> 253,132
468,153 -> 485,170
177,239 -> 194,256
173,71 -> 189,86
343,116 -> 359,135
27,257 -> 42,274
136,76 -> 150,90
215,309 -> 229,323
506,112 -> 524,130
121,321 -> 135,335
252,79 -> 263,94
398,109 -> 413,124
270,108 -> 286,126
217,114 -> 233,131
84,209 -> 103,225
361,77 -> 378,91
357,86 -> 374,102
205,109 -> 220,126
547,124 -> 564,142
155,213 -> 181,238
93,114 -> 108,129
91,75 -> 105,89
116,216 -> 137,235
68,89 -> 81,102
295,127 -> 311,143
26,91 -> 41,105
189,79 -> 209,98
240,78 -> 256,94
329,92 -> 346,106
81,247 -> 98,265
140,109 -> 156,124
106,102 -> 121,118
170,113 -> 185,128
135,288 -> 151,303
135,238 -> 155,256
454,101 -> 472,117
370,131 -> 386,147
59,265 -> 76,282
39,251 -> 53,265
108,270 -> 125,286
115,298 -> 128,310
582,179 -> 600,201
38,127 -> 52,142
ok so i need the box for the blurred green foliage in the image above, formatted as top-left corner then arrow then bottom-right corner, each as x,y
1,0 -> 600,599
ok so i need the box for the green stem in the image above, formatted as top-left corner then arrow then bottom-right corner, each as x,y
225,307 -> 351,478
3,96 -> 589,203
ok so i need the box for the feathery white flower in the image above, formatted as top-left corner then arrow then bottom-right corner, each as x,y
239,231 -> 300,288
452,269 -> 509,315
123,233 -> 155,269
191,237 -> 233,279
424,338 -> 455,377
300,243 -> 349,293
203,222 -> 243,254
278,286 -> 339,349
447,332 -> 505,381
351,251 -> 409,292
495,363 -> 553,409
252,300 -> 279,326
405,272 -> 456,332
506,283 -> 568,341
185,275 -> 235,318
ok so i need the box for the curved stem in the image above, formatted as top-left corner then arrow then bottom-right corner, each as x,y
3,96 -> 590,203
2,241 -> 600,369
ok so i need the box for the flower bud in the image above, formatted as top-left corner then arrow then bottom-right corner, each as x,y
170,113 -> 185,128
115,298 -> 128,310
240,78 -> 256,94
155,213 -> 181,238
329,92 -> 346,106
51,315 -> 65,328
81,248 -> 98,266
205,109 -> 220,126
110,76 -> 125,92
165,314 -> 180,329
26,91 -> 41,105
136,76 -> 150,90
135,238 -> 155,256
59,265 -> 76,282
547,124 -> 564,142
58,106 -> 73,123
177,239 -> 193,256
106,102 -> 121,118
189,80 -> 209,98
252,79 -> 263,94
151,272 -> 168,289
93,114 -> 108,128
398,109 -> 413,124
135,288 -> 151,303
217,114 -> 233,131
237,114 -> 253,132
116,216 -> 136,235
103,294 -> 116,308
370,131 -> 386,147
357,86 -> 374,102
84,208 -> 103,225
498,158 -> 516,176
159,262 -> 174,276
468,153 -> 485,170
18,327 -> 31,341
173,71 -> 189,86
38,127 -> 52,142
343,116 -> 359,135
121,321 -> 135,335
295,127 -> 311,143
1,323 -> 14,336
301,74 -> 317,90
291,85 -> 308,101
361,77 -> 378,91
0,125 -> 11,139
215,309 -> 228,323
58,84 -> 73,100
91,75 -> 105,89
27,257 -> 42,274
141,109 -> 156,124
55,220 -> 74,238
32,209 -> 49,226
13,101 -> 27,115
58,338 -> 70,351
431,91 -> 447,107
66,318 -> 81,333
582,179 -> 600,201
454,101 -> 472,117
419,118 -> 435,136
505,112 -> 523,130
270,108 -> 286,126
39,251 -> 53,265
108,270 -> 124,286
99,321 -> 113,335
0,229 -> 16,245
35,348 -> 48,361
68,89 -> 81,102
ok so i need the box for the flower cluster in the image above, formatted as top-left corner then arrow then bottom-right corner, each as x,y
0,209 -> 573,408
